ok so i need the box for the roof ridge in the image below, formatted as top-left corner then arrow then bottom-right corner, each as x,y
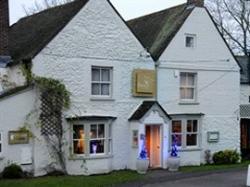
128,3 -> 187,23
11,0 -> 83,28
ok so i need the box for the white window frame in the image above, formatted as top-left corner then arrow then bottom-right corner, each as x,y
185,34 -> 196,48
170,118 -> 200,150
180,72 -> 197,102
71,121 -> 112,157
91,66 -> 113,98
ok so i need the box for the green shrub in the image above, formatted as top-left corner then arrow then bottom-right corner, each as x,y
2,164 -> 24,179
212,150 -> 240,165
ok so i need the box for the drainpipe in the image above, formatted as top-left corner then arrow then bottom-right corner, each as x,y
155,60 -> 160,102
248,50 -> 250,85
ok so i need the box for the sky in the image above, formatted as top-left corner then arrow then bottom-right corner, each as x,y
9,0 -> 186,25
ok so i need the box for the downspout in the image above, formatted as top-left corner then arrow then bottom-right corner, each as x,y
155,60 -> 160,101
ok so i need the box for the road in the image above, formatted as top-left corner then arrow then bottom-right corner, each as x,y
144,169 -> 247,187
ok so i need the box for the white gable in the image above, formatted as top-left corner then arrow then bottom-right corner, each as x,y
33,0 -> 150,62
159,7 -> 239,71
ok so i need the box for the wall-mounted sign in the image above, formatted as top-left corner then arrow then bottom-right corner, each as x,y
207,131 -> 219,143
132,69 -> 155,97
132,130 -> 138,148
9,131 -> 29,145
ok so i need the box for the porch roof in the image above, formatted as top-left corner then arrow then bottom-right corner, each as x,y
128,101 -> 171,121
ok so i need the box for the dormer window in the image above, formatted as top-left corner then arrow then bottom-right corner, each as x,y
185,34 -> 196,48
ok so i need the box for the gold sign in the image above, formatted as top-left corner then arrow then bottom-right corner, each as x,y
9,131 -> 29,145
133,69 -> 155,97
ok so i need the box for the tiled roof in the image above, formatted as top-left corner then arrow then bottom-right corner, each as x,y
127,4 -> 194,60
9,0 -> 89,64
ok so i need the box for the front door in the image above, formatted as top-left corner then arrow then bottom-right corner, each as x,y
146,125 -> 161,168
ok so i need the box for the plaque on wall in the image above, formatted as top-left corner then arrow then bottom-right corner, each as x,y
207,131 -> 219,143
9,131 -> 29,145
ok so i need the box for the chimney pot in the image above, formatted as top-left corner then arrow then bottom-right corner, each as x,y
187,0 -> 204,7
0,0 -> 10,56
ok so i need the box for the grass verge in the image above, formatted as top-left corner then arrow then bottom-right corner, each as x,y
180,160 -> 250,173
0,170 -> 142,187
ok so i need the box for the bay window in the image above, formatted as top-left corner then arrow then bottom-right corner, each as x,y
171,119 -> 200,149
72,121 -> 112,157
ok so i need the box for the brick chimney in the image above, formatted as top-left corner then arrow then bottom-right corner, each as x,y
187,0 -> 204,7
0,0 -> 10,56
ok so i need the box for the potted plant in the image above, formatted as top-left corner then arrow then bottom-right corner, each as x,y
136,137 -> 149,174
167,136 -> 180,171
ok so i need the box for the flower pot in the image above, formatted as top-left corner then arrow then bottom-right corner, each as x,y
136,158 -> 149,174
167,157 -> 180,172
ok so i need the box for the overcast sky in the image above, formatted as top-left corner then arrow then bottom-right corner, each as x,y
9,0 -> 186,25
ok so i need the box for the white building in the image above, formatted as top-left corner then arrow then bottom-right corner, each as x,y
0,0 -> 241,175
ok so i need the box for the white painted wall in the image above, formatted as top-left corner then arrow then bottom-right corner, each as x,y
32,0 -> 155,175
0,88 -> 36,173
158,7 -> 240,165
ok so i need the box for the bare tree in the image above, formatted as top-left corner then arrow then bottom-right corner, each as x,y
206,0 -> 250,56
23,0 -> 74,15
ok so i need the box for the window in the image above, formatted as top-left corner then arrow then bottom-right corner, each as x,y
171,119 -> 200,149
171,121 -> 182,147
180,72 -> 197,101
72,122 -> 112,156
185,34 -> 196,48
91,67 -> 112,97
186,120 -> 198,146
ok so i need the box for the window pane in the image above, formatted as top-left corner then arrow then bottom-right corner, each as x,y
185,88 -> 194,99
73,126 -> 84,139
187,134 -> 197,146
90,125 -> 97,139
193,120 -> 198,132
180,73 -> 186,86
172,134 -> 182,147
101,84 -> 110,95
187,120 -> 198,132
186,36 -> 194,47
98,124 -> 105,138
180,88 -> 185,99
187,74 -> 195,86
73,140 -> 85,154
172,121 -> 182,133
92,68 -> 100,81
90,140 -> 105,154
101,69 -> 110,81
92,83 -> 100,95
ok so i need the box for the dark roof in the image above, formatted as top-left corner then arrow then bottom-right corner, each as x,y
237,56 -> 249,84
127,4 -> 194,60
0,56 -> 12,67
129,101 -> 171,121
9,0 -> 89,64
0,85 -> 32,100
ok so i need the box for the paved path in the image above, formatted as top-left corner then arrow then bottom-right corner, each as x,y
118,168 -> 248,187
144,169 -> 247,187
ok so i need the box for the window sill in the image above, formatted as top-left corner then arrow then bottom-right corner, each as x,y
179,102 -> 199,105
90,97 -> 115,101
68,154 -> 113,160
